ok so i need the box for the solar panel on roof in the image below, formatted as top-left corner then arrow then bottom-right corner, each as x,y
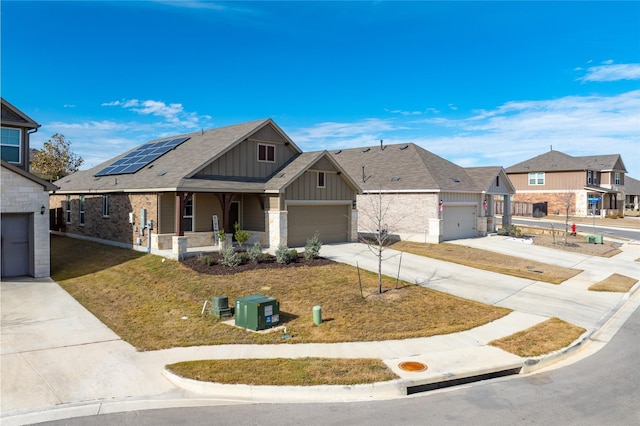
94,137 -> 189,176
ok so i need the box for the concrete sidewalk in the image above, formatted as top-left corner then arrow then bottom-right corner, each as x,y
2,237 -> 639,425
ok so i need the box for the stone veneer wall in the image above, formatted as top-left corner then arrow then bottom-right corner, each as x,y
1,167 -> 51,277
50,192 -> 158,248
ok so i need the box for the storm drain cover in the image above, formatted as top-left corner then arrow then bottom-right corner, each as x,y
399,361 -> 428,372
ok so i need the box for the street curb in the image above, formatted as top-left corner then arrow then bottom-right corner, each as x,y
522,281 -> 640,374
162,370 -> 406,401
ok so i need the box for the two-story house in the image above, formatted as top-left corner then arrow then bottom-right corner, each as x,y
505,150 -> 627,218
50,118 -> 361,257
1,98 -> 57,278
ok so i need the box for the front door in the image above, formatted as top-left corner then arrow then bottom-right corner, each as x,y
230,202 -> 239,240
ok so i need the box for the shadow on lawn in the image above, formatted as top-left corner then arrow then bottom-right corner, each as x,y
51,234 -> 145,280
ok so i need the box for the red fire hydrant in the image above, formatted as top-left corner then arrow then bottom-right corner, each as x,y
571,223 -> 577,236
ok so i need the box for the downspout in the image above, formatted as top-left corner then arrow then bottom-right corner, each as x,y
27,125 -> 40,171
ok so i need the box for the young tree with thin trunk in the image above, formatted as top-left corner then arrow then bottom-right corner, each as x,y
358,189 -> 405,294
556,190 -> 576,245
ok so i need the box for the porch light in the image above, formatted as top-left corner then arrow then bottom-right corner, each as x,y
40,205 -> 46,215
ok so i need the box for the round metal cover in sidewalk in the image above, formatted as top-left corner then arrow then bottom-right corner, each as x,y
398,361 -> 428,372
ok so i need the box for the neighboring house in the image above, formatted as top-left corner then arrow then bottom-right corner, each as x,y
1,98 -> 57,278
505,150 -> 628,218
50,119 -> 360,256
624,176 -> 640,211
329,142 -> 515,243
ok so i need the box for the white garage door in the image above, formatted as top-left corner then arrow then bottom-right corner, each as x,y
1,214 -> 31,277
443,206 -> 476,241
287,205 -> 350,247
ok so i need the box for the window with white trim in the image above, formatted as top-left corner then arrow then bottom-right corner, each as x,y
102,195 -> 110,217
65,195 -> 71,223
528,172 -> 545,185
183,197 -> 193,232
79,195 -> 85,225
1,127 -> 21,164
317,172 -> 326,188
258,143 -> 275,162
614,172 -> 621,185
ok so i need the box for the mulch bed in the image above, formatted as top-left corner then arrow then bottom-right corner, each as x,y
181,252 -> 335,276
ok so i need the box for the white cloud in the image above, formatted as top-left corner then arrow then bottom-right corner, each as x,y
293,90 -> 640,179
153,0 -> 229,11
579,63 -> 640,82
102,98 -> 207,128
290,118 -> 408,150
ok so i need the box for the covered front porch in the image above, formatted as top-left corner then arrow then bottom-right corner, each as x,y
151,190 -> 277,254
584,186 -> 624,218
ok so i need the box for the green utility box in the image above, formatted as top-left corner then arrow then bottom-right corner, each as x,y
210,296 -> 232,318
586,235 -> 604,244
235,294 -> 280,331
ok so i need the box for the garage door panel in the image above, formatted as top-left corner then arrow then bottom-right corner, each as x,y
1,214 -> 31,277
443,206 -> 476,241
288,205 -> 349,247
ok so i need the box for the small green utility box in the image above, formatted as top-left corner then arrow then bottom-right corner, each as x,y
235,294 -> 280,331
586,235 -> 604,244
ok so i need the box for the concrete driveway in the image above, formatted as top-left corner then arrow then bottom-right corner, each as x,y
2,236 -> 639,424
0,277 -> 177,415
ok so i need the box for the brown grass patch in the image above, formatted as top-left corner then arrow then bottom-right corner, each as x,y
589,273 -> 638,292
51,235 -> 510,351
526,231 -> 622,258
390,241 -> 581,284
489,317 -> 585,357
166,358 -> 398,385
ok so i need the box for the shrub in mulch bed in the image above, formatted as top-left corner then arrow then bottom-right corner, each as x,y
181,252 -> 335,276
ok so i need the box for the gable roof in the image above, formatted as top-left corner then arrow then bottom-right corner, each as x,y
55,118 -> 302,193
579,154 -> 627,173
329,142 -> 497,193
506,150 -> 628,174
264,150 -> 361,193
1,98 -> 40,129
54,119 -> 358,195
625,176 -> 640,195
1,160 -> 58,191
465,166 -> 516,194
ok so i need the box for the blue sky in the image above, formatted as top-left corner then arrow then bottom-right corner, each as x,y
3,1 -> 639,178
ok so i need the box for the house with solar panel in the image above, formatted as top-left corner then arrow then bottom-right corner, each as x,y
49,119 -> 361,257
329,142 -> 516,243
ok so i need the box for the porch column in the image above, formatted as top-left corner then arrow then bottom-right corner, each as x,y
502,196 -> 512,228
268,210 -> 287,248
175,191 -> 184,236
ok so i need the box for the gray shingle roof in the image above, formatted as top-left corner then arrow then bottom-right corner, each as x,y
55,119 -> 299,193
506,150 -> 627,173
329,143 -> 485,192
625,176 -> 640,195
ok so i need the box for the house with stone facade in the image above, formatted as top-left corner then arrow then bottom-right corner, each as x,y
50,119 -> 360,257
505,150 -> 628,218
1,98 -> 57,278
329,142 -> 515,243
